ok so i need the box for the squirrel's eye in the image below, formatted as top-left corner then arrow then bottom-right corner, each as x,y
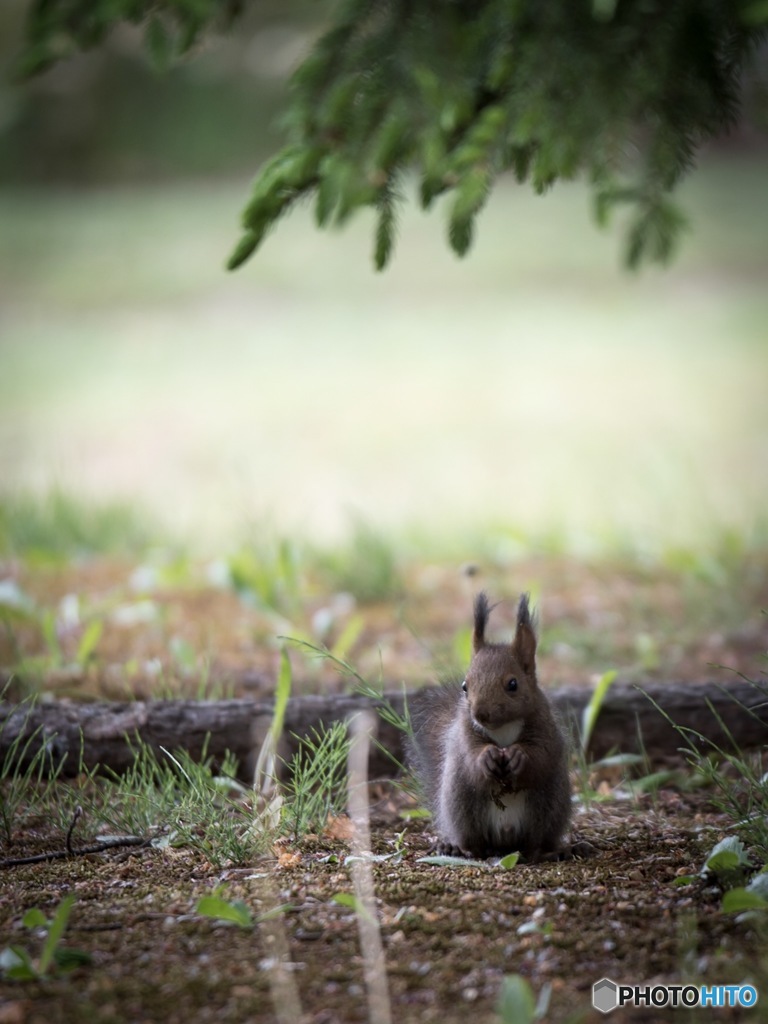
461,680 -> 467,693
505,677 -> 518,692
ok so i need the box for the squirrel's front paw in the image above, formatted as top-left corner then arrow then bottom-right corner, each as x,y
506,744 -> 529,779
481,744 -> 511,784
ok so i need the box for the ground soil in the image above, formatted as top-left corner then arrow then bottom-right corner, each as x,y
0,787 -> 763,1024
2,552 -> 767,702
1,552 -> 767,1023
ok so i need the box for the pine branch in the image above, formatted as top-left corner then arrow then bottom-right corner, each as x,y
20,0 -> 768,271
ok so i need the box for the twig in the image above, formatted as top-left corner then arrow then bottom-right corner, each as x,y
71,922 -> 123,932
66,805 -> 83,855
0,835 -> 150,869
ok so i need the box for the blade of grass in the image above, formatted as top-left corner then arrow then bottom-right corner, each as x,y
38,894 -> 75,975
253,647 -> 292,795
581,669 -> 618,753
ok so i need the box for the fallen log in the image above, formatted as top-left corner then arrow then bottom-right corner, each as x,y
1,680 -> 767,781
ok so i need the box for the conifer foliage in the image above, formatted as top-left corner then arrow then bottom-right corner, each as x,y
22,0 -> 768,271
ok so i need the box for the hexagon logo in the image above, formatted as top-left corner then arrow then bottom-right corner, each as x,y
593,978 -> 618,1014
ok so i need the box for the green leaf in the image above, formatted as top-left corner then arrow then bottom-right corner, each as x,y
39,894 -> 75,975
625,199 -> 688,270
330,893 -> 374,923
746,872 -> 768,899
672,875 -> 697,887
344,852 -> 398,865
22,908 -> 47,930
497,974 -> 536,1024
330,892 -> 357,909
53,947 -> 92,971
627,769 -> 678,794
419,136 -> 448,209
509,145 -> 532,184
196,896 -> 253,929
722,888 -> 768,913
226,230 -> 261,272
705,836 -> 749,876
452,166 -> 490,223
315,173 -> 340,227
592,753 -> 644,768
399,808 -> 431,820
255,904 -> 294,924
498,852 -> 520,869
374,200 -> 397,272
334,176 -> 377,227
416,855 -> 488,868
707,849 -> 743,872
448,215 -> 474,258
370,106 -> 410,170
0,946 -> 36,980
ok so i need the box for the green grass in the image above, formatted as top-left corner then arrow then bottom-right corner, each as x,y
0,490 -> 158,559
308,519 -> 403,605
280,722 -> 352,840
0,694 -> 64,847
673,691 -> 768,866
0,155 -> 767,557
0,651 -> 356,867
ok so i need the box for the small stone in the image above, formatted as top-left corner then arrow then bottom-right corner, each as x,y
409,961 -> 431,976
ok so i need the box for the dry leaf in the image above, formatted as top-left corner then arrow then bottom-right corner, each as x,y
275,848 -> 302,869
323,815 -> 356,842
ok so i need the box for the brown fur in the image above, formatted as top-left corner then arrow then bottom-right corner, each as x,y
407,592 -> 571,861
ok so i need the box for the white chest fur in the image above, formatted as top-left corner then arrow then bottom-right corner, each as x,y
480,718 -> 523,747
485,790 -> 527,844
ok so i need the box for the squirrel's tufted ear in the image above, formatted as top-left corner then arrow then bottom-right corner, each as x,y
512,593 -> 538,675
472,591 -> 491,652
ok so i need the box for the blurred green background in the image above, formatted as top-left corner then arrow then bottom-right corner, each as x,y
1,0 -> 766,558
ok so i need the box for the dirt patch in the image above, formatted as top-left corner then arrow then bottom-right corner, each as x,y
2,552 -> 767,703
1,550 -> 767,1021
0,788 -> 760,1024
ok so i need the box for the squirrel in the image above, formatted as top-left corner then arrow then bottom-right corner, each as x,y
407,592 -> 572,861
